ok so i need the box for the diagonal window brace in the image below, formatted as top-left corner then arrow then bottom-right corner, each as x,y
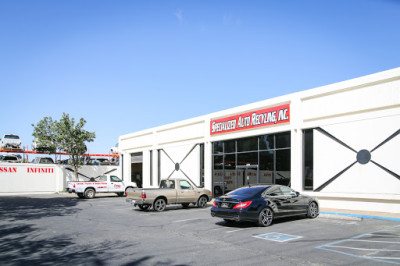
314,127 -> 400,192
160,144 -> 200,187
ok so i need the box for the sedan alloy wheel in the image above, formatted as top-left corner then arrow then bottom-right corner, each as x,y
307,201 -> 319,218
258,207 -> 273,227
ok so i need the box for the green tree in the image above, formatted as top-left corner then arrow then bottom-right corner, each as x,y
32,113 -> 96,180
32,117 -> 57,154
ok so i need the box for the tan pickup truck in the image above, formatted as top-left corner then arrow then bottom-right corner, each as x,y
126,178 -> 212,211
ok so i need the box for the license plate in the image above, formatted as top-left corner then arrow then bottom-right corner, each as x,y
221,203 -> 229,208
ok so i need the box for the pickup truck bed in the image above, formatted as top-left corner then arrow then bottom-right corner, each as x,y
126,178 -> 212,211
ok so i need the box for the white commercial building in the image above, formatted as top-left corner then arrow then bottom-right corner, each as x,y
119,68 -> 400,216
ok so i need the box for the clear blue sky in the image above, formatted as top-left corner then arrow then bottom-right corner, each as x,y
1,0 -> 399,155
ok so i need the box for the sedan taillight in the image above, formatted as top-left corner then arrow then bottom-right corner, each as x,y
212,201 -> 217,207
233,201 -> 252,209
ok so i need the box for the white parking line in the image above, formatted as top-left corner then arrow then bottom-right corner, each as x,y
316,224 -> 400,264
173,218 -> 201,223
208,227 -> 230,232
366,233 -> 400,238
349,239 -> 400,244
331,245 -> 400,252
370,256 -> 400,260
173,217 -> 212,223
226,228 -> 253,233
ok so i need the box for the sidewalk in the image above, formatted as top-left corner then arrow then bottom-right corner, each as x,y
320,207 -> 400,222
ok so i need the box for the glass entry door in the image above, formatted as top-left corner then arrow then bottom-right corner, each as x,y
236,164 -> 258,187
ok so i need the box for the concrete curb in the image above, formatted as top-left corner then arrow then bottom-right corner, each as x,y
319,213 -> 363,221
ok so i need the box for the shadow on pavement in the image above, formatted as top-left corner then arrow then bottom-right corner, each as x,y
0,196 -> 79,221
132,204 -> 211,213
0,196 -> 193,265
0,196 -> 157,265
0,222 -> 152,265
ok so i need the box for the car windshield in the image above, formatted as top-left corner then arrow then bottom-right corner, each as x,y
3,156 -> 17,160
110,176 -> 122,182
226,186 -> 269,197
5,135 -> 19,139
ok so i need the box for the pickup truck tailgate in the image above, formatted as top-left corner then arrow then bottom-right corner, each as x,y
126,188 -> 143,200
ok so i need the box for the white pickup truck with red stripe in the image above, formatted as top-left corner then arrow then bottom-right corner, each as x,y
67,175 -> 137,199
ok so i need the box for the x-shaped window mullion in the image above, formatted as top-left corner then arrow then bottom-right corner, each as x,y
314,127 -> 400,192
160,145 -> 199,186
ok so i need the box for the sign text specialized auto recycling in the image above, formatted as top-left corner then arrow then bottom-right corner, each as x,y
210,104 -> 290,135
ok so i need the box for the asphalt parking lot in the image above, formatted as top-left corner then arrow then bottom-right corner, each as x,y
0,194 -> 399,266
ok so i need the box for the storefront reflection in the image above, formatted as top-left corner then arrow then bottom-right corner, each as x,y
212,132 -> 291,197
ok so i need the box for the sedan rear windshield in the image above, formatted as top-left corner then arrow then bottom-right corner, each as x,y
227,186 -> 269,197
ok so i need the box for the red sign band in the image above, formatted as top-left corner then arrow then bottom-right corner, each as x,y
210,104 -> 290,135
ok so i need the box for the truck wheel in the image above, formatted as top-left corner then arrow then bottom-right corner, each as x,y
84,188 -> 95,199
153,198 -> 166,212
77,193 -> 85,199
197,196 -> 208,208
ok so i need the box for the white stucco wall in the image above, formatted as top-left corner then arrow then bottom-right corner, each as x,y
0,163 -> 61,194
0,163 -> 121,194
119,67 -> 400,214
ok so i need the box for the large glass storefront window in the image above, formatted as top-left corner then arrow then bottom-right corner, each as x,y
237,136 -> 258,152
276,149 -> 291,185
212,131 -> 291,197
224,153 -> 235,190
259,150 -> 274,184
212,155 -> 224,196
303,129 -> 313,190
213,142 -> 223,154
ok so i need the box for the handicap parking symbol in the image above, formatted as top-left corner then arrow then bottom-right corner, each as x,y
253,232 -> 302,242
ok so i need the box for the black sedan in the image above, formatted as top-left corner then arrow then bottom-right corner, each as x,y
211,184 -> 319,227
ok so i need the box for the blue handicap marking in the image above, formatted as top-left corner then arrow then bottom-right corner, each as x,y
253,232 -> 302,242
